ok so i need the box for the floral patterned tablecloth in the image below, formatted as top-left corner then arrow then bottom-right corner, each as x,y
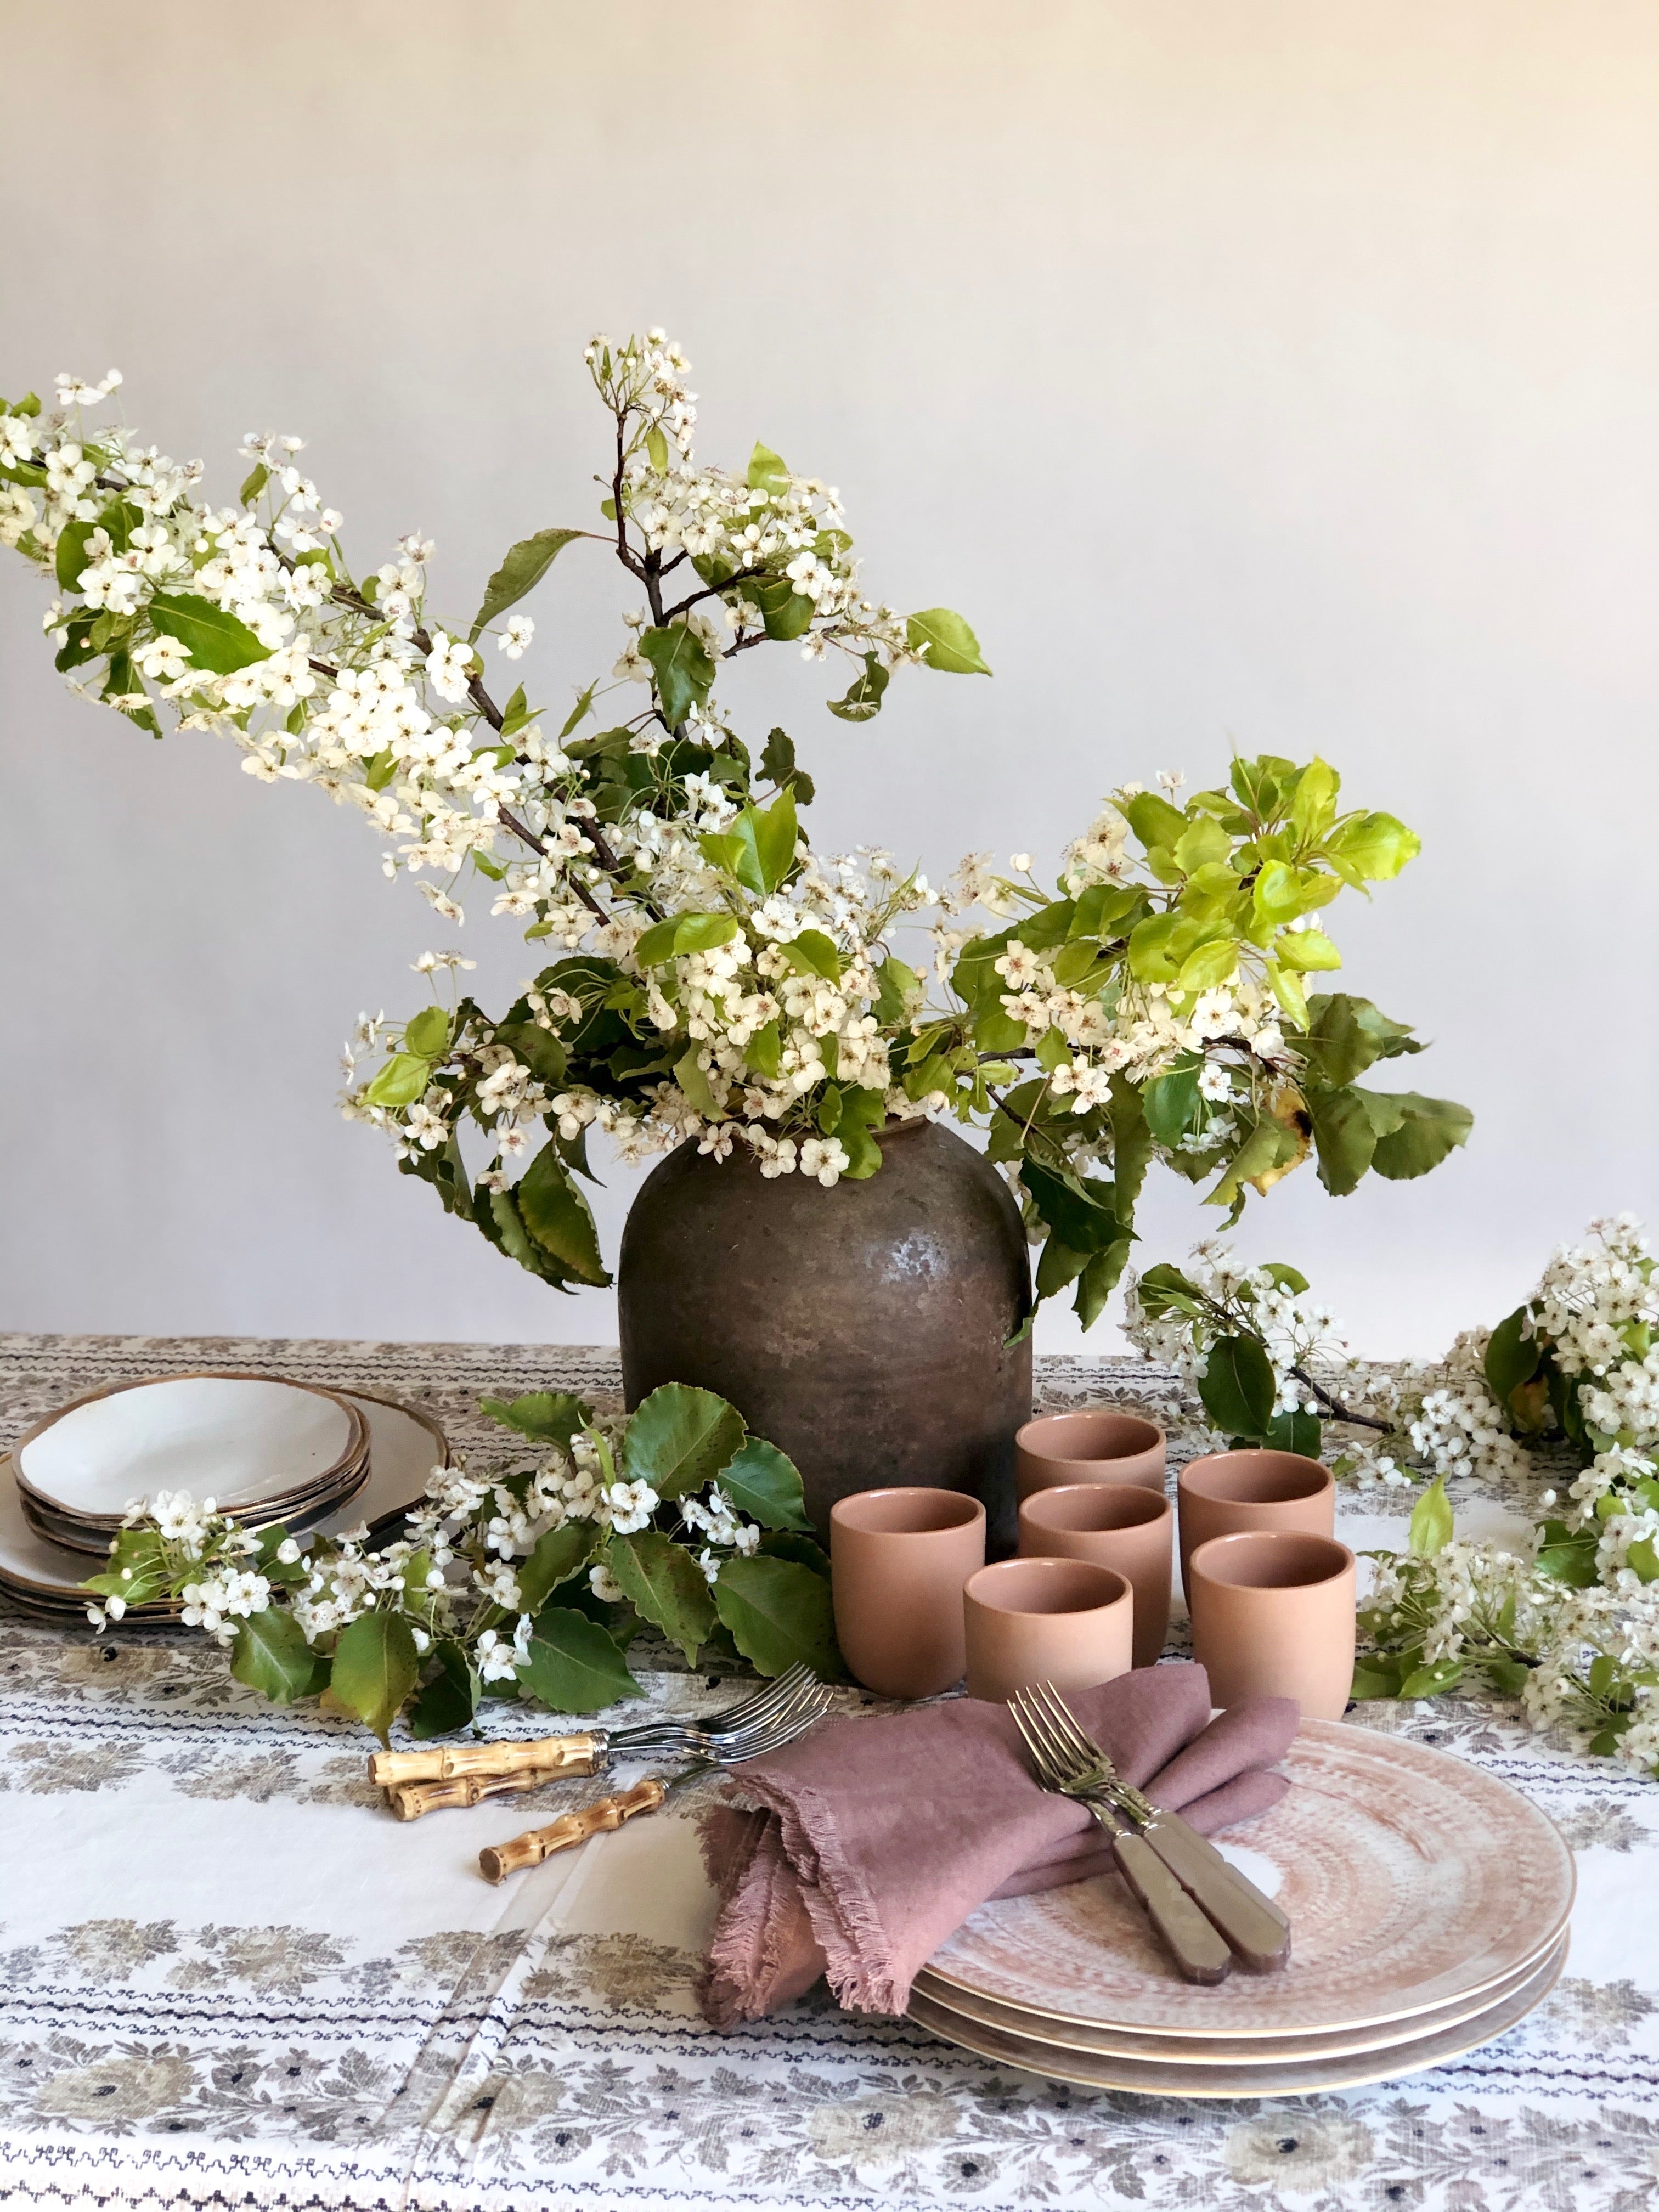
2,1332 -> 1657,2212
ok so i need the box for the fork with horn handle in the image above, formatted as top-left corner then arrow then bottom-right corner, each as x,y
368,1662 -> 823,1792
1009,1683 -> 1290,1975
477,1690 -> 834,1882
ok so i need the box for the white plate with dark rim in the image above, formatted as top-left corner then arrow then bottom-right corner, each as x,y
14,1374 -> 366,1526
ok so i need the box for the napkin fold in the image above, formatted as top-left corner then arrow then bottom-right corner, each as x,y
698,1662 -> 1296,2024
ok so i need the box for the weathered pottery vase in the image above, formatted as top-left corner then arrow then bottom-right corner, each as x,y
618,1120 -> 1032,1551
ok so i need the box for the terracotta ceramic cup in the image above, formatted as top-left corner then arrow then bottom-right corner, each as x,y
1187,1529 -> 1357,1722
961,1556 -> 1134,1702
1176,1448 -> 1335,1604
1017,1484 -> 1173,1669
830,1487 -> 986,1698
1015,1409 -> 1166,1500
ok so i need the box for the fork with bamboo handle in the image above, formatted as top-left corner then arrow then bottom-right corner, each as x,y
387,1766 -> 572,1821
477,1693 -> 833,1883
368,1662 -> 820,1790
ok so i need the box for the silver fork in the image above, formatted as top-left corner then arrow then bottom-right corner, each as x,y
478,1697 -> 829,1881
1013,1682 -> 1290,1972
371,1662 -> 826,1791
1008,1689 -> 1232,1983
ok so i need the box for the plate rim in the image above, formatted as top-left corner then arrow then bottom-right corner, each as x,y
922,1717 -> 1576,2039
13,1372 -> 367,1523
906,1934 -> 1568,2097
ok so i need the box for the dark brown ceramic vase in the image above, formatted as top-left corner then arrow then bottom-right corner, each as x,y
617,1119 -> 1032,1549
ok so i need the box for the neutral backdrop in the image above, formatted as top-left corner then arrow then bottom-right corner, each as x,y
3,2 -> 1656,1359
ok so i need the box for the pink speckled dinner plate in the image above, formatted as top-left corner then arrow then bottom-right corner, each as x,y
921,1719 -> 1573,2042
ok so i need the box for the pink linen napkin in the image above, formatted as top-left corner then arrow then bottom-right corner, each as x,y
698,1662 -> 1297,2024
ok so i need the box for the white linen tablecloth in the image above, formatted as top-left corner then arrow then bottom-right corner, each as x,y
2,1331 -> 1656,2212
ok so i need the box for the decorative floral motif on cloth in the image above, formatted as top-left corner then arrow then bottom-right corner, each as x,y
2,1333 -> 1657,2212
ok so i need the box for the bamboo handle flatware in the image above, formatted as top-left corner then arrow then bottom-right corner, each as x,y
369,1733 -> 603,1787
386,1766 -> 569,1821
478,1778 -> 668,1883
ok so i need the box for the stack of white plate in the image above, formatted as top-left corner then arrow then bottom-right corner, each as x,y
0,1374 -> 449,1625
911,1721 -> 1575,2095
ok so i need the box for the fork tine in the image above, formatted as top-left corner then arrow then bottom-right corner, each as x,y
1033,1680 -> 1099,1769
1019,1686 -> 1084,1782
612,1662 -> 814,1749
1010,1689 -> 1075,1785
1006,1695 -> 1058,1785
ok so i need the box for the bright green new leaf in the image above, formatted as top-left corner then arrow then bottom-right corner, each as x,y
1141,1058 -> 1202,1147
606,1529 -> 718,1663
1035,1026 -> 1070,1074
1198,1334 -> 1278,1441
782,929 -> 843,984
1275,927 -> 1342,972
1251,861 -> 1305,929
740,787 -> 798,896
55,517 -> 96,590
516,1519 -> 603,1614
639,623 -> 716,727
827,652 -> 889,722
747,441 -> 791,494
1176,935 -> 1240,994
1628,1537 -> 1659,1584
517,1143 -> 610,1284
872,956 -> 921,1025
1265,959 -> 1308,1028
634,912 -> 741,966
1290,757 -> 1340,841
645,424 -> 669,471
365,1052 -> 432,1108
905,607 -> 990,675
714,1436 -> 812,1531
622,1382 -> 747,1501
1172,815 -> 1232,875
239,461 -> 270,505
518,1605 -> 642,1713
747,1018 -> 782,1079
146,591 -> 273,675
469,527 -> 585,641
330,1610 -> 420,1745
1483,1307 -> 1542,1408
1399,1656 -> 1465,1698
1326,811 -> 1420,881
1116,791 -> 1189,853
1408,1476 -> 1454,1558
231,1608 -> 330,1705
714,1555 -> 840,1679
479,1389 -> 590,1447
1351,1653 -> 1411,1701
404,1006 -> 450,1058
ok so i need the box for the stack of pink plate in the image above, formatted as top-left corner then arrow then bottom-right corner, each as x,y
911,1722 -> 1574,2094
0,1374 -> 449,1624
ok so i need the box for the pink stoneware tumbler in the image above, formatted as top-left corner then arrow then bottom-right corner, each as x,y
1017,1483 -> 1173,1668
1176,1448 -> 1335,1604
1187,1530 -> 1357,1722
830,1487 -> 986,1699
962,1556 -> 1133,1702
1015,1409 -> 1166,1500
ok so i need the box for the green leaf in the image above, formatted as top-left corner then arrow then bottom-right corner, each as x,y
605,1530 -> 718,1664
1204,1115 -> 1301,1213
1627,1537 -> 1659,1584
404,1007 -> 450,1058
1036,1236 -> 1090,1300
747,441 -> 791,494
782,928 -> 843,983
674,1045 -> 720,1119
365,1052 -> 432,1108
1074,1240 -> 1132,1329
1408,1476 -> 1454,1558
517,1144 -> 610,1285
1198,1335 -> 1278,1441
230,1608 -> 329,1705
1301,994 -> 1421,1086
714,1436 -> 811,1531
1290,758 -> 1340,841
558,682 -> 598,740
730,788 -> 797,898
1176,935 -> 1240,994
1019,1161 -> 1122,1252
145,590 -> 273,675
1350,1652 -> 1411,1701
1263,1406 -> 1322,1457
1276,927 -> 1342,973
516,1519 -> 603,1614
713,1554 -> 840,1678
1363,1093 -> 1474,1181
759,727 -> 797,786
827,651 -> 890,722
872,956 -> 922,1025
518,1605 -> 642,1714
622,1383 -> 747,1502
751,576 -> 815,641
55,517 -> 96,590
1173,816 -> 1232,875
640,623 -> 716,726
1142,1057 -> 1202,1148
1117,792 -> 1189,853
480,1388 -> 589,1446
1534,1519 -> 1599,1587
645,424 -> 669,471
905,607 -> 990,675
1484,1307 -> 1541,1408
1398,1655 -> 1465,1698
758,1532 -> 832,1577
1307,1085 -> 1378,1197
469,527 -> 585,641
634,912 -> 741,966
239,461 -> 270,505
747,1019 -> 782,1079
1326,811 -> 1420,880
330,1610 -> 420,1745
409,1639 -> 482,1738
1483,1655 -> 1533,1698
